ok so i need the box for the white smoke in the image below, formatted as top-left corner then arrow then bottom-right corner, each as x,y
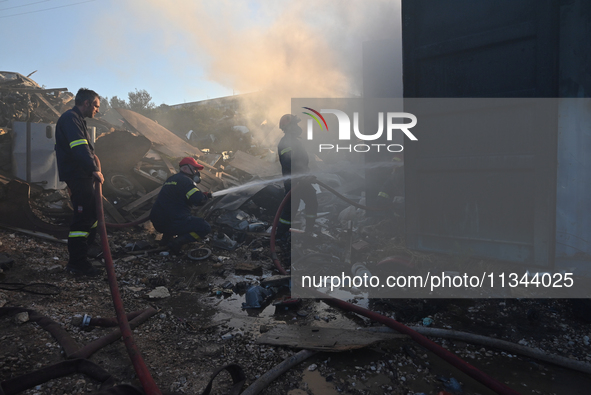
97,0 -> 401,144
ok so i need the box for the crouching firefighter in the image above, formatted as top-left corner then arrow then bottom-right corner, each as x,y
276,114 -> 318,240
150,157 -> 212,254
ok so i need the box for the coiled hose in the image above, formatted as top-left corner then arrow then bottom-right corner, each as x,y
269,181 -> 520,395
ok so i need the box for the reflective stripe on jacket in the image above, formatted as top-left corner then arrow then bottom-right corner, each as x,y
55,106 -> 98,181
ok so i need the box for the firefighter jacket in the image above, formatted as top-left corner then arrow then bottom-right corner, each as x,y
55,106 -> 99,181
150,172 -> 208,222
277,133 -> 309,177
378,165 -> 405,200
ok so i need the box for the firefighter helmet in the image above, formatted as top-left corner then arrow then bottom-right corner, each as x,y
279,114 -> 300,131
179,157 -> 204,170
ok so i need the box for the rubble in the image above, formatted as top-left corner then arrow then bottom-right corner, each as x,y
146,286 -> 170,299
0,71 -> 72,131
2,225 -> 591,393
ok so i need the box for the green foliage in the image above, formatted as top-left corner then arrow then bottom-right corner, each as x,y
109,95 -> 129,109
128,89 -> 155,114
102,88 -> 253,149
106,89 -> 155,116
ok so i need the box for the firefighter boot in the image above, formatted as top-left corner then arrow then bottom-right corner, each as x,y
168,234 -> 197,255
86,227 -> 104,258
276,220 -> 291,242
66,237 -> 101,277
159,233 -> 173,247
304,214 -> 317,234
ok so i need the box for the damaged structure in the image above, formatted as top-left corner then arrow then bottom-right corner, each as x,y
2,0 -> 591,393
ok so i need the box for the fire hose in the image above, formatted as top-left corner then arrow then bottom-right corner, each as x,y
94,176 -> 162,394
269,181 -> 521,395
0,307 -> 156,394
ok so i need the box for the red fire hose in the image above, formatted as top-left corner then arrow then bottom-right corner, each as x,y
269,186 -> 520,395
94,176 -> 162,394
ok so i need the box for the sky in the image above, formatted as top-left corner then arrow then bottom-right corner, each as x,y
0,0 -> 401,109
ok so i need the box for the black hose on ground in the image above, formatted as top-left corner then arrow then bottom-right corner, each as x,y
68,307 -> 158,360
0,359 -> 115,395
394,326 -> 591,375
71,310 -> 146,328
240,350 -> 317,395
0,307 -> 80,357
360,326 -> 591,375
0,282 -> 60,295
268,184 -> 521,395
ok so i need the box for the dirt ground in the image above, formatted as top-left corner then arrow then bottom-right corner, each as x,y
1,225 -> 591,395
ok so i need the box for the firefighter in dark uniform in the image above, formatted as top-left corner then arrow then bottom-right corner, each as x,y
377,162 -> 405,219
150,157 -> 212,254
276,114 -> 318,239
55,88 -> 104,276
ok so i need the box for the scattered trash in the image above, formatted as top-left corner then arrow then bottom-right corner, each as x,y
211,281 -> 234,296
234,262 -> 263,276
438,377 -> 462,393
422,317 -> 434,327
146,286 -> 171,299
211,232 -> 238,251
125,240 -> 152,252
308,364 -> 318,371
242,285 -> 274,309
351,240 -> 370,251
215,209 -> 269,233
187,247 -> 212,261
216,209 -> 255,231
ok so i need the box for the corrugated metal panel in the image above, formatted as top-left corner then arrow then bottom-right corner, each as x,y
554,1 -> 591,273
402,0 -> 559,266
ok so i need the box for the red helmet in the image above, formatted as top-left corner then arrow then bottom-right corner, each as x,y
279,114 -> 300,131
179,157 -> 204,170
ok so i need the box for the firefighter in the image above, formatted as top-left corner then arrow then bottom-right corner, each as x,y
276,114 -> 318,239
150,157 -> 212,254
55,88 -> 104,277
377,163 -> 405,218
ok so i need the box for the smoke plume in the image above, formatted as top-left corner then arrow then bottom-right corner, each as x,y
110,0 -> 400,145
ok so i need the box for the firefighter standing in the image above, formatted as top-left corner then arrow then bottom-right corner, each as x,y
377,163 -> 405,219
55,88 -> 104,276
150,157 -> 212,254
276,114 -> 318,239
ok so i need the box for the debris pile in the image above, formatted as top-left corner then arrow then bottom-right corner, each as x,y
0,71 -> 72,130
